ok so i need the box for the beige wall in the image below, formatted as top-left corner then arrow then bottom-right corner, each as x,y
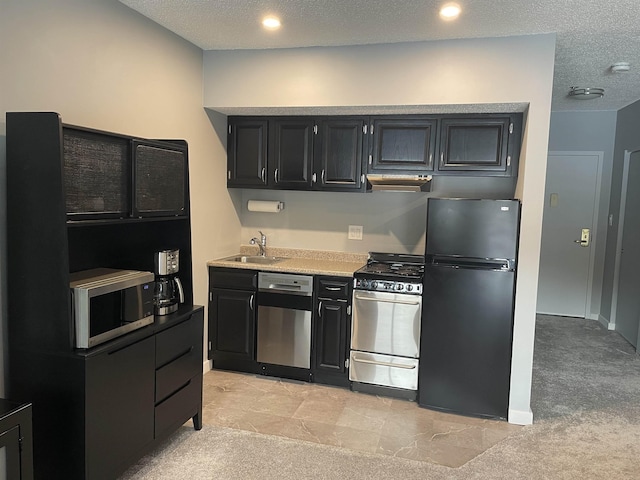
0,0 -> 240,393
203,35 -> 556,424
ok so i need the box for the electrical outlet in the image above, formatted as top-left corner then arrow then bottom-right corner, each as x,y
348,225 -> 363,240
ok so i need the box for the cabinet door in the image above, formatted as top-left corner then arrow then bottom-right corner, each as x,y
227,118 -> 268,187
209,288 -> 256,368
314,118 -> 366,191
270,118 -> 314,189
369,117 -> 436,173
85,336 -> 155,479
315,299 -> 349,374
438,117 -> 512,173
133,140 -> 188,217
0,426 -> 21,480
63,127 -> 130,220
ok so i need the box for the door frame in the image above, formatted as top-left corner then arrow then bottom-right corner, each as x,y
610,148 -> 640,332
544,151 -> 604,320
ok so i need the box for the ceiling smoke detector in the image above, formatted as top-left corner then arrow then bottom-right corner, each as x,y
568,87 -> 605,100
611,62 -> 630,73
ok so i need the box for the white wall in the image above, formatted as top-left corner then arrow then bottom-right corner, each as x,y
203,35 -> 557,424
0,0 -> 240,394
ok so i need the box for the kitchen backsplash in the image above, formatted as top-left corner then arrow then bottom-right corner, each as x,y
236,176 -> 516,254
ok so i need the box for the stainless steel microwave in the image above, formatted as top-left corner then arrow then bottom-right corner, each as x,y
69,268 -> 154,349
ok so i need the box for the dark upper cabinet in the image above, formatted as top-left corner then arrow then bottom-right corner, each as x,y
63,127 -> 130,219
208,268 -> 258,374
437,116 -> 517,175
368,117 -> 437,174
133,140 -> 188,217
269,118 -> 314,189
227,117 -> 269,187
63,126 -> 189,221
314,117 -> 366,192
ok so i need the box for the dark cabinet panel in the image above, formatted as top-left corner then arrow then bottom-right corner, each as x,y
314,118 -> 366,191
313,276 -> 352,387
270,118 -> 314,189
85,336 -> 155,479
133,140 -> 188,217
227,118 -> 268,187
438,116 -> 514,174
369,117 -> 437,174
63,128 -> 130,219
0,400 -> 33,480
209,268 -> 258,373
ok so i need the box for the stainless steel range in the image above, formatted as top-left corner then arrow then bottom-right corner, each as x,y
349,252 -> 424,399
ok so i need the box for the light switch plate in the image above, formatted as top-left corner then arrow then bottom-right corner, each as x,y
348,225 -> 363,240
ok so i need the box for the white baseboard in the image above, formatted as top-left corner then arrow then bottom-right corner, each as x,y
202,359 -> 212,374
597,315 -> 615,330
508,407 -> 533,425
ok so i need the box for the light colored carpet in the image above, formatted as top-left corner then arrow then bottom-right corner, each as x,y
120,316 -> 640,479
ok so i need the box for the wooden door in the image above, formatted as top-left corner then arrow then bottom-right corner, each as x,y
227,118 -> 268,187
314,117 -> 366,191
270,118 -> 314,189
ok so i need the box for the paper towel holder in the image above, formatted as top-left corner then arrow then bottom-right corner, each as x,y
247,200 -> 285,213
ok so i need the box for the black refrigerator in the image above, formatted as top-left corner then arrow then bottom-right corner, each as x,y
418,198 -> 521,419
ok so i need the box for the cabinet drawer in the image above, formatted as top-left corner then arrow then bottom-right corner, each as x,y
209,267 -> 257,290
156,315 -> 202,368
155,347 -> 202,403
155,376 -> 202,438
316,277 -> 351,299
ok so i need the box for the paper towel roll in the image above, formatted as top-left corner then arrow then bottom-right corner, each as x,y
247,200 -> 284,213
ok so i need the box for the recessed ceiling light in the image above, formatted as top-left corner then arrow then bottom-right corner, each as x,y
611,62 -> 630,73
262,16 -> 281,30
439,3 -> 461,21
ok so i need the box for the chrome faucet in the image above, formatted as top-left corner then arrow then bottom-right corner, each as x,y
250,231 -> 267,256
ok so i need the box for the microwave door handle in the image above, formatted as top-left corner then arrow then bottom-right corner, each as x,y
174,277 -> 185,303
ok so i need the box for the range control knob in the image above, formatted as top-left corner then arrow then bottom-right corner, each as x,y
406,284 -> 413,292
371,281 -> 378,290
396,284 -> 404,291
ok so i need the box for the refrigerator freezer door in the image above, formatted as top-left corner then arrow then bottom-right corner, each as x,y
426,198 -> 520,260
418,264 -> 516,419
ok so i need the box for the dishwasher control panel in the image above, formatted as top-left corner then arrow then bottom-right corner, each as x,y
258,272 -> 313,296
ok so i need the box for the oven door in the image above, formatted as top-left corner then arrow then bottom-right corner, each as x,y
351,289 -> 421,358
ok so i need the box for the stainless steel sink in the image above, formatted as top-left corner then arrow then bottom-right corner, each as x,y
224,255 -> 285,265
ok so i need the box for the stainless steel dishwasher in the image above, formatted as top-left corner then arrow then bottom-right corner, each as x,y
256,272 -> 313,380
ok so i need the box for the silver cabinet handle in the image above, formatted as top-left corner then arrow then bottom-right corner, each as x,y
321,169 -> 326,184
354,295 -> 420,306
312,173 -> 317,183
274,168 -> 279,183
325,286 -> 341,291
261,168 -> 266,183
352,356 -> 416,369
440,152 -> 444,166
318,300 -> 322,317
250,294 -> 254,311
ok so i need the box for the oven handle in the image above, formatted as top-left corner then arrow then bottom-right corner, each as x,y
353,294 -> 420,306
352,356 -> 416,369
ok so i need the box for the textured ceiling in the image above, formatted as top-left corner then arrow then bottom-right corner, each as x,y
120,0 -> 640,112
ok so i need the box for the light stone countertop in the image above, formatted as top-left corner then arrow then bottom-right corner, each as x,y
207,246 -> 368,277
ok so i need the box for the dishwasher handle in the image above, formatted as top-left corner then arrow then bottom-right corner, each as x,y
352,356 -> 416,369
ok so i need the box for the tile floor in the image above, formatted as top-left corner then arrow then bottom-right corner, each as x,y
202,370 -> 522,468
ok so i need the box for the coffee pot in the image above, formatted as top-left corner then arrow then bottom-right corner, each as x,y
154,249 -> 184,315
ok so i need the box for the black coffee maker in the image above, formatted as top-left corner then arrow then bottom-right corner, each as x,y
154,249 -> 184,315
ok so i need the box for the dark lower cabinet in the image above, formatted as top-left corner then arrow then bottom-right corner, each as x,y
209,268 -> 258,373
0,400 -> 33,480
7,308 -> 203,480
85,337 -> 155,479
312,276 -> 352,387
